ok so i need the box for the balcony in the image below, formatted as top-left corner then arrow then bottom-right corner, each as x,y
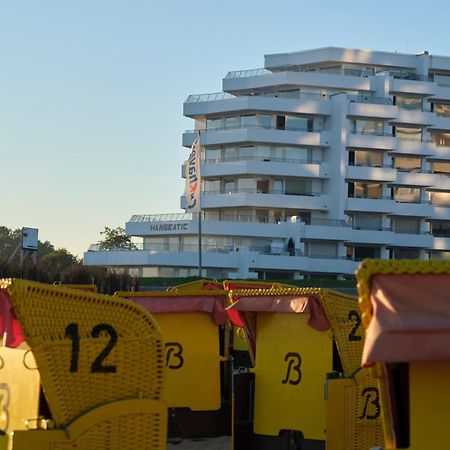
390,231 -> 433,248
392,200 -> 434,217
347,132 -> 396,151
391,138 -> 436,156
390,78 -> 437,96
394,171 -> 435,187
347,165 -> 396,182
348,228 -> 395,245
198,189 -> 328,211
431,205 -> 450,221
222,69 -> 372,95
346,196 -> 394,213
302,218 -> 352,241
201,158 -> 324,179
429,115 -> 450,132
429,144 -> 450,161
432,85 -> 450,102
182,126 -> 330,148
391,109 -> 436,127
347,96 -> 397,120
433,236 -> 450,251
184,91 -> 332,118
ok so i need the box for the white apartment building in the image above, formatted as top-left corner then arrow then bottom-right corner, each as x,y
84,47 -> 450,280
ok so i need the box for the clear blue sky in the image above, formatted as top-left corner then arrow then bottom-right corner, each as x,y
2,0 -> 449,257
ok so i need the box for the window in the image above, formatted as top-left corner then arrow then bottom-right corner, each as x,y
353,182 -> 383,199
393,248 -> 421,259
354,246 -> 380,260
277,115 -> 313,132
393,187 -> 421,203
430,221 -> 450,237
286,116 -> 312,132
394,96 -> 423,111
351,120 -> 385,135
241,115 -> 257,128
238,178 -> 256,192
433,103 -> 450,117
256,179 -> 269,193
258,114 -> 271,129
351,214 -> 382,230
392,217 -> 421,234
433,74 -> 450,87
394,126 -> 422,141
255,146 -> 271,160
285,179 -> 312,196
431,161 -> 450,174
430,191 -> 450,206
206,118 -> 223,130
224,116 -> 238,129
273,179 -> 283,194
307,241 -> 338,258
278,89 -> 300,99
352,150 -> 383,167
241,114 -> 271,129
224,179 -> 235,193
223,146 -> 238,161
239,146 -> 254,159
394,156 -> 422,172
204,148 -> 221,162
204,180 -> 220,193
432,133 -> 450,147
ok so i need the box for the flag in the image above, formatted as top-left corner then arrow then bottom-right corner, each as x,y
184,136 -> 201,212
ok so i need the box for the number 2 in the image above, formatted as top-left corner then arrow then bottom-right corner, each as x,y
65,323 -> 118,373
348,310 -> 362,341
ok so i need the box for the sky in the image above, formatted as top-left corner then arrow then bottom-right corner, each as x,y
1,0 -> 450,257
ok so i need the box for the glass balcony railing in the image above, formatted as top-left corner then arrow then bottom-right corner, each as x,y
348,94 -> 393,105
128,213 -> 350,227
225,66 -> 375,79
202,188 -> 321,196
390,71 -> 433,82
203,155 -> 321,164
185,92 -> 236,103
186,91 -> 330,103
185,124 -> 323,134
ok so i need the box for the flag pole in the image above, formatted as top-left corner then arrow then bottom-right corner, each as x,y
197,130 -> 202,277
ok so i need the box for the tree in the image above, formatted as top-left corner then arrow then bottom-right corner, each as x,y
98,227 -> 135,250
39,248 -> 80,280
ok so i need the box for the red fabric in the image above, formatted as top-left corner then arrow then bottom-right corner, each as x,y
226,309 -> 244,328
125,295 -> 227,325
0,291 -> 25,348
226,294 -> 331,332
363,273 -> 450,364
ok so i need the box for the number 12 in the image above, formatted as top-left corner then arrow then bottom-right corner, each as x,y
65,323 -> 118,373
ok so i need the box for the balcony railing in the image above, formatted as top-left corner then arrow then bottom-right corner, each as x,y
185,92 -> 236,103
186,91 -> 329,103
348,94 -> 393,105
348,194 -> 393,200
202,188 -> 321,196
350,130 -> 393,137
129,213 -> 349,227
203,156 -> 321,165
129,213 -> 194,222
225,66 -> 375,79
185,124 -> 323,134
302,218 -> 348,227
225,68 -> 272,78
390,71 -> 433,82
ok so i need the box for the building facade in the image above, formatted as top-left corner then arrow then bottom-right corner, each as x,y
84,47 -> 450,279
